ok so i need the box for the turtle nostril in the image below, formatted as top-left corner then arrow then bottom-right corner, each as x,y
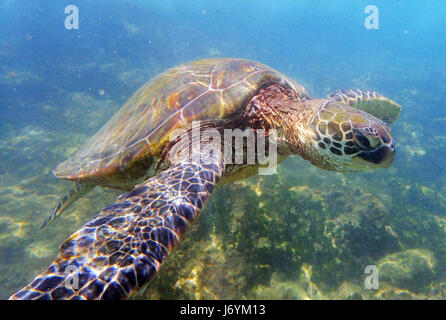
390,142 -> 396,151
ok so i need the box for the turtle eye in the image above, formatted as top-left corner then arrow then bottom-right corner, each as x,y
353,129 -> 380,150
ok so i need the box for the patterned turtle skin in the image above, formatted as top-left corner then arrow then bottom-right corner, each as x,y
10,58 -> 401,300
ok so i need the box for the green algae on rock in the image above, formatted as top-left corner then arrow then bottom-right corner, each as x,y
378,249 -> 436,293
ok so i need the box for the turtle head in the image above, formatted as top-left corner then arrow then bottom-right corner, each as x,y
306,100 -> 396,172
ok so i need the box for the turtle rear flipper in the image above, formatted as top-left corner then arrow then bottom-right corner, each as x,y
39,182 -> 95,230
326,89 -> 401,123
11,146 -> 223,299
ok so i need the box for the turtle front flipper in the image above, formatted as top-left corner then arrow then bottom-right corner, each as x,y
326,89 -> 401,123
10,150 -> 224,299
39,182 -> 95,230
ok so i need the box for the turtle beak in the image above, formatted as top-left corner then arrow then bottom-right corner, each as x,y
356,144 -> 395,169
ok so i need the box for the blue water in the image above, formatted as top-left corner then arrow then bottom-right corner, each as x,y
0,0 -> 445,299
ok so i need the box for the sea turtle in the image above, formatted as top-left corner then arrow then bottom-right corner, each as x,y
10,58 -> 401,300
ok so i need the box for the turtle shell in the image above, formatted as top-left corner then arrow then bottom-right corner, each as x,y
54,58 -> 308,185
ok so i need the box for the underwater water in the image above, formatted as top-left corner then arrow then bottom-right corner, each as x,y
0,0 -> 445,299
